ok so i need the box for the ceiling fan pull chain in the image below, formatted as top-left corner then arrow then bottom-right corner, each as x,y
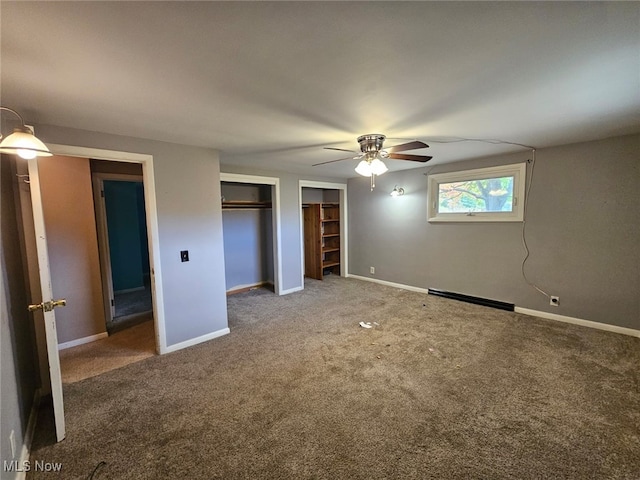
371,174 -> 375,191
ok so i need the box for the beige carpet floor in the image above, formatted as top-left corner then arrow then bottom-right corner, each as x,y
29,276 -> 639,479
60,319 -> 156,384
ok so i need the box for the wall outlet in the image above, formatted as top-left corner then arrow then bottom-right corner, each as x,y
9,429 -> 16,458
550,296 -> 560,307
370,266 -> 375,274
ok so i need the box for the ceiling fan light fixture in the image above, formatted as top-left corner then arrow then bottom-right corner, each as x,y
370,157 -> 388,175
319,133 -> 432,189
355,159 -> 373,177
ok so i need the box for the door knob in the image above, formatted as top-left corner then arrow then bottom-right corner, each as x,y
28,299 -> 67,312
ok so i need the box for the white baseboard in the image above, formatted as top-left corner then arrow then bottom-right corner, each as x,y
515,307 -> 640,338
58,332 -> 108,350
279,285 -> 304,295
347,274 -> 431,295
164,327 -> 230,354
347,274 -> 639,338
15,389 -> 41,480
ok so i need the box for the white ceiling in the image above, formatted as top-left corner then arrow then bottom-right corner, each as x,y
1,1 -> 639,178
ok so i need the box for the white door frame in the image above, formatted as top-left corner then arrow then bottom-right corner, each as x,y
45,144 -> 167,354
219,173 -> 284,295
298,180 -> 348,287
92,172 -> 145,324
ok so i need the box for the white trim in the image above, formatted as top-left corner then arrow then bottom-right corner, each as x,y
58,332 -> 109,350
47,144 -> 151,163
164,327 -> 230,354
15,389 -> 41,480
347,274 -> 431,295
46,144 -> 167,355
279,285 -> 304,295
220,173 -> 283,296
299,180 -> 348,287
220,173 -> 275,185
427,163 -> 526,222
515,307 -> 640,338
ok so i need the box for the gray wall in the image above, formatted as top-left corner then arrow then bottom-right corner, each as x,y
220,165 -> 344,292
32,124 -> 228,347
222,182 -> 274,291
222,210 -> 273,291
348,134 -> 640,330
302,187 -> 340,204
1,155 -> 39,478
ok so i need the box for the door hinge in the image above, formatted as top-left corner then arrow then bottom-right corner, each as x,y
101,190 -> 105,198
111,298 -> 114,307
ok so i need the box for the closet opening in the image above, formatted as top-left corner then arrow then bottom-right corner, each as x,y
221,181 -> 275,296
302,187 -> 342,280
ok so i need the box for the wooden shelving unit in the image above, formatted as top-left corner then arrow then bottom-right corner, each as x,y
303,202 -> 340,280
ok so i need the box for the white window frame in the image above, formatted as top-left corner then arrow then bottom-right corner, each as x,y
427,163 -> 526,223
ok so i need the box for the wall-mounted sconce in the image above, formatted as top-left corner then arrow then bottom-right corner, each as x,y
0,106 -> 52,159
390,185 -> 405,197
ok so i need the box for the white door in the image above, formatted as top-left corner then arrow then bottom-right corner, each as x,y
26,156 -> 66,442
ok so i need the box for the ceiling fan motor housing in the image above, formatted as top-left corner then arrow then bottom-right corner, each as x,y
357,134 -> 386,153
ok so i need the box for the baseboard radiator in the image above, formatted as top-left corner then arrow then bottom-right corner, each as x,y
428,289 -> 515,312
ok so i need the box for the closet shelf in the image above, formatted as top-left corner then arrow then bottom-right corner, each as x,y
222,200 -> 272,209
322,261 -> 340,268
303,202 -> 341,280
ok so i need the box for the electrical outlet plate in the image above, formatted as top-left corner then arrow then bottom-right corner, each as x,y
370,266 -> 375,274
550,296 -> 560,307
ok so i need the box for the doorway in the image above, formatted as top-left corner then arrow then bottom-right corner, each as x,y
220,173 -> 284,295
221,181 -> 274,295
15,145 -> 166,442
298,180 -> 348,285
92,170 -> 153,333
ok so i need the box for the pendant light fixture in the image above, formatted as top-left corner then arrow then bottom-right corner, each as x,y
0,106 -> 52,159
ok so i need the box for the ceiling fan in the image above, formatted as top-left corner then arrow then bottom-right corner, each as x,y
314,134 -> 432,190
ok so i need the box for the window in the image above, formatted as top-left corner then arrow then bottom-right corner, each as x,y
427,163 -> 526,222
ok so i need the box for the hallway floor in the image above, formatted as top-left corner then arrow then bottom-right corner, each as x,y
59,320 -> 155,384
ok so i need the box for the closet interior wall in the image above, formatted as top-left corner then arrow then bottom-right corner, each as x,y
221,182 -> 274,294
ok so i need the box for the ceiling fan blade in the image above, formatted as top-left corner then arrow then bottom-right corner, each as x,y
385,140 -> 429,153
313,155 -> 361,167
323,147 -> 358,153
388,153 -> 433,163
